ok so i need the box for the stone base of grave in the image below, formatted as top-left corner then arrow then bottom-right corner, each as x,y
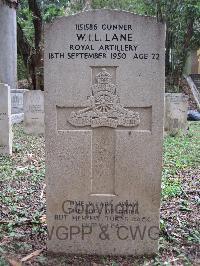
11,113 -> 24,125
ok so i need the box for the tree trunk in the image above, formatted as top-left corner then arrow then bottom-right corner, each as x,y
181,16 -> 194,72
156,0 -> 163,22
2,0 -> 18,9
17,22 -> 32,85
17,0 -> 43,90
28,0 -> 42,50
28,0 -> 43,90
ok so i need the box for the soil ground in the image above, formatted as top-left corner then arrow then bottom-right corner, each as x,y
0,122 -> 199,265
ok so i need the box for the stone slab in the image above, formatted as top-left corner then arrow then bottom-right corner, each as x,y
45,10 -> 165,256
165,93 -> 189,135
24,90 -> 44,134
11,89 -> 28,114
0,83 -> 12,155
0,1 -> 17,90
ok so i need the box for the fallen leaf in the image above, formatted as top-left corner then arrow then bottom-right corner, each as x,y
21,249 -> 43,262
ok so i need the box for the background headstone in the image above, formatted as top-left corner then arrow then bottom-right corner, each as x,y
0,1 -> 17,90
165,93 -> 189,135
0,83 -> 12,155
24,90 -> 44,134
45,10 -> 165,256
11,89 -> 28,114
11,89 -> 28,125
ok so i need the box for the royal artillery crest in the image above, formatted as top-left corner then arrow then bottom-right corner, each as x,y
68,68 -> 140,128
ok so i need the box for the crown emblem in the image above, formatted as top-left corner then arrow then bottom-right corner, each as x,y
97,68 -> 112,84
68,68 -> 140,128
92,68 -> 116,96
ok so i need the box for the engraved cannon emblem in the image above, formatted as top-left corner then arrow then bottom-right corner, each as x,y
68,68 -> 140,128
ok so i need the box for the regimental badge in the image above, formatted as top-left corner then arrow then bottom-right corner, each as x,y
68,68 -> 140,128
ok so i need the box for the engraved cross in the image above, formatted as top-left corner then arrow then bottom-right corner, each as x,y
67,68 -> 140,196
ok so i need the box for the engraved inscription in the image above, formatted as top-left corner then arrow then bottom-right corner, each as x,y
28,105 -> 43,113
0,113 -> 7,121
68,68 -> 140,128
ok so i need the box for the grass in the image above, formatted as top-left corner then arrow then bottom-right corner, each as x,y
162,122 -> 200,198
0,122 -> 199,265
0,125 -> 46,265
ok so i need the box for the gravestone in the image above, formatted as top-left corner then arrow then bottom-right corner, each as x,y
165,93 -> 188,135
0,0 -> 17,90
0,83 -> 12,155
11,89 -> 28,114
11,89 -> 28,124
45,10 -> 165,255
24,90 -> 44,134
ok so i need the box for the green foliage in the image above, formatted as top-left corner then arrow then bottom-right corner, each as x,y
162,122 -> 200,198
17,0 -> 71,43
67,0 -> 155,15
92,0 -> 155,14
93,0 -> 139,10
163,122 -> 200,174
0,257 -> 9,266
17,55 -> 27,80
166,0 -> 200,75
0,125 -> 45,231
41,1 -> 71,22
42,4 -> 66,22
0,122 -> 199,265
187,229 -> 200,243
69,0 -> 200,85
162,178 -> 182,198
17,0 -> 200,85
17,5 -> 34,44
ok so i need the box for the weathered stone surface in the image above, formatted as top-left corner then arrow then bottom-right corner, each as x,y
0,1 -> 17,90
11,113 -> 24,125
11,89 -> 28,114
165,93 -> 188,135
24,90 -> 44,134
0,83 -> 12,155
45,10 -> 165,255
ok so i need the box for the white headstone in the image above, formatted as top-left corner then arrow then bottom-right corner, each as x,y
24,90 -> 44,134
0,1 -> 17,90
165,93 -> 188,135
11,89 -> 28,114
0,83 -> 12,155
45,10 -> 165,256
